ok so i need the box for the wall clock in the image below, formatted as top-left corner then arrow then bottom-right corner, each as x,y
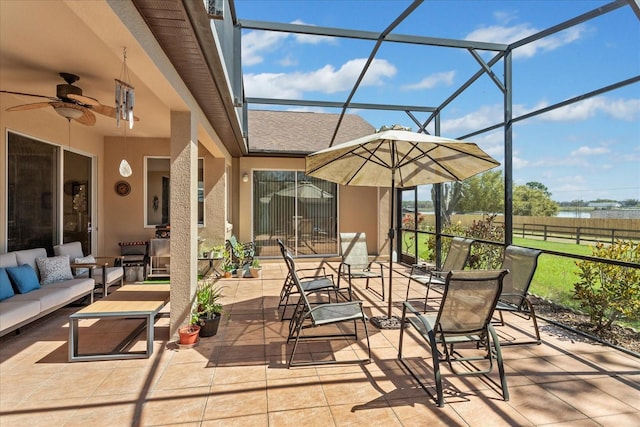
115,180 -> 131,196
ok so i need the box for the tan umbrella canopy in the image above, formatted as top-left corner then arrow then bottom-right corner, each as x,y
305,127 -> 500,328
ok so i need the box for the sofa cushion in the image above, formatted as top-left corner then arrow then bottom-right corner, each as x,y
14,248 -> 48,279
0,299 -> 41,333
6,265 -> 41,294
36,255 -> 74,285
0,268 -> 15,301
53,242 -> 84,260
73,254 -> 96,276
0,252 -> 18,268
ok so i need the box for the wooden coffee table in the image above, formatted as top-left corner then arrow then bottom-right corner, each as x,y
69,284 -> 170,362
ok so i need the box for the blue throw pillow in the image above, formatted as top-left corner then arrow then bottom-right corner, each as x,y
0,268 -> 15,301
6,264 -> 41,294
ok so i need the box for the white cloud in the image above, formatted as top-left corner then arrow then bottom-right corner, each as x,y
242,22 -> 337,67
543,97 -> 640,122
401,71 -> 455,90
465,23 -> 587,59
571,146 -> 610,156
241,30 -> 289,66
244,58 -> 396,98
441,104 -> 503,135
290,20 -> 336,45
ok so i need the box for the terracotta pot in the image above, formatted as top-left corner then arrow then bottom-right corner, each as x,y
178,325 -> 200,345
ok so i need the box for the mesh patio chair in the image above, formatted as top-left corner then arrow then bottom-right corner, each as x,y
54,241 -> 124,297
398,269 -> 510,407
284,249 -> 371,368
338,232 -> 385,300
276,239 -> 343,321
494,245 -> 543,346
406,237 -> 474,311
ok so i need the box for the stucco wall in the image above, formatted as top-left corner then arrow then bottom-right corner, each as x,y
102,136 -> 227,254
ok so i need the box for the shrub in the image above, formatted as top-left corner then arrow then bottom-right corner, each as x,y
574,240 -> 640,331
465,214 -> 505,269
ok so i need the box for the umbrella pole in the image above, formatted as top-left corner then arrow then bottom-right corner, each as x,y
387,179 -> 394,319
370,164 -> 405,329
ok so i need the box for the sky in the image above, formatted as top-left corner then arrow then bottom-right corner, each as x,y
234,0 -> 640,203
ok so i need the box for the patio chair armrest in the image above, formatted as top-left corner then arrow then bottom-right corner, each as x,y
410,262 -> 436,273
402,301 -> 434,333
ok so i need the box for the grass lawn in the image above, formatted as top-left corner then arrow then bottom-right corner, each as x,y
512,237 -> 591,312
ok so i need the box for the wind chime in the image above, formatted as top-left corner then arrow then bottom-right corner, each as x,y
116,47 -> 135,177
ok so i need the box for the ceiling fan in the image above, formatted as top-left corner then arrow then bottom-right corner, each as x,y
1,72 -> 139,126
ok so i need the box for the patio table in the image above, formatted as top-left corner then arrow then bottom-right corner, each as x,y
68,284 -> 170,362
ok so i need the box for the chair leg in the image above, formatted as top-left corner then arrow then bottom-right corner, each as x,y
488,324 -> 509,401
428,330 -> 445,407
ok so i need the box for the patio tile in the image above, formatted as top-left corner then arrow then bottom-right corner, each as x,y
543,377 -> 638,418
154,360 -> 215,390
139,386 -> 209,425
330,401 -> 403,426
389,398 -> 468,426
201,413 -> 269,426
507,384 -> 590,425
268,405 -> 336,427
449,396 -> 535,426
203,380 -> 267,420
211,364 -> 266,384
0,396 -> 84,427
0,261 -> 638,426
266,375 -> 328,412
61,393 -> 141,427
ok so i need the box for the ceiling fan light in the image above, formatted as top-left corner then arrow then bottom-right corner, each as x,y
119,159 -> 132,177
54,106 -> 83,120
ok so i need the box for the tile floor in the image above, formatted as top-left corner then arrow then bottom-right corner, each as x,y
1,260 -> 639,426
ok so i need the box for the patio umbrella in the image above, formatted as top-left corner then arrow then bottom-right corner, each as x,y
305,126 -> 500,329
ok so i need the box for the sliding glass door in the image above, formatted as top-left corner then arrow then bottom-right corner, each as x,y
7,131 -> 93,255
63,151 -> 93,255
252,171 -> 338,257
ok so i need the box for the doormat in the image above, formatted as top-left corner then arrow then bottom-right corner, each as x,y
143,280 -> 171,284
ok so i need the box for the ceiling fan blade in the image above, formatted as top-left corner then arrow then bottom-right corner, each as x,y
92,104 -> 140,121
1,90 -> 58,101
67,93 -> 100,106
6,102 -> 52,111
75,109 -> 96,126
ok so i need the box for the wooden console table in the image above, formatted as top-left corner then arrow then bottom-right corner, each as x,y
68,284 -> 170,362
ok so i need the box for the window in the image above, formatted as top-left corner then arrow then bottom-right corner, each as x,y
145,157 -> 204,226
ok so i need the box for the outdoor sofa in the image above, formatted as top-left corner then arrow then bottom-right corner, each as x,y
0,248 -> 95,337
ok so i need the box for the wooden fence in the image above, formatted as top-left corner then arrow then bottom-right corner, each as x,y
415,214 -> 640,245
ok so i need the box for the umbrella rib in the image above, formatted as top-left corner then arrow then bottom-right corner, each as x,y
396,141 -> 499,182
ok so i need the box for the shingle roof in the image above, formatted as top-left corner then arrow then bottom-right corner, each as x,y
247,110 -> 376,155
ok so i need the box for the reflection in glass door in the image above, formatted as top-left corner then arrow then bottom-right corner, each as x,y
252,171 -> 338,257
399,187 -> 418,264
63,151 -> 92,255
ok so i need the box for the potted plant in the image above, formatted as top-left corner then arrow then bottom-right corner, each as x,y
192,278 -> 224,337
249,257 -> 262,278
178,320 -> 201,345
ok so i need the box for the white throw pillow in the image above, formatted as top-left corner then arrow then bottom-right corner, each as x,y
36,255 -> 74,285
73,254 -> 96,276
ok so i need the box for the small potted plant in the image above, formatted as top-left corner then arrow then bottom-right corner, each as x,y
249,257 -> 262,278
178,318 -> 201,345
192,278 -> 224,337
